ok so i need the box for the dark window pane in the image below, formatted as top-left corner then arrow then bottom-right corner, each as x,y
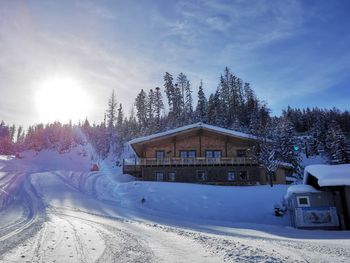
168,172 -> 176,181
196,170 -> 207,181
228,171 -> 235,181
155,172 -> 164,181
156,151 -> 165,159
237,149 -> 247,157
239,171 -> 247,180
188,151 -> 196,158
299,197 -> 308,205
213,151 -> 221,158
180,151 -> 187,158
205,151 -> 213,158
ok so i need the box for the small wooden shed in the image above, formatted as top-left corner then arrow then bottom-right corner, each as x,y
285,185 -> 340,229
286,164 -> 350,230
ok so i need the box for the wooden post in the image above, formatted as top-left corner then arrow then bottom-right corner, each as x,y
173,137 -> 177,157
225,137 -> 228,157
199,130 -> 202,157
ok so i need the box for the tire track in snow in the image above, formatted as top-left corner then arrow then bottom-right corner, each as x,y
53,210 -> 155,263
0,174 -> 46,259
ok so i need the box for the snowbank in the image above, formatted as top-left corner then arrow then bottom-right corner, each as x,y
1,147 -> 289,227
94,176 -> 289,226
303,164 -> 350,187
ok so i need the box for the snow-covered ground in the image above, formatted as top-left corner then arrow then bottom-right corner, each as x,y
1,147 -> 350,262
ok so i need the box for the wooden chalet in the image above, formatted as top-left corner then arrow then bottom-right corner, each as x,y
123,122 -> 291,185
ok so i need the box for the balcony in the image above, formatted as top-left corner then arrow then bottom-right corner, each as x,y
123,157 -> 258,174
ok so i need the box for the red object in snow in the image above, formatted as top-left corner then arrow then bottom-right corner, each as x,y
91,164 -> 99,171
15,153 -> 23,159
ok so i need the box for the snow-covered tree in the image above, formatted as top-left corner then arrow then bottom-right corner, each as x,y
195,81 -> 208,123
253,125 -> 279,187
135,89 -> 148,131
154,87 -> 164,130
275,118 -> 302,177
106,90 -> 117,130
325,120 -> 348,164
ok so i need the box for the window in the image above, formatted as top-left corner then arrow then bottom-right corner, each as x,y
188,150 -> 196,158
196,170 -> 207,181
227,171 -> 236,181
297,196 -> 310,207
236,149 -> 247,157
155,172 -> 164,181
179,150 -> 196,158
205,150 -> 221,158
155,151 -> 165,159
168,172 -> 176,181
239,171 -> 247,181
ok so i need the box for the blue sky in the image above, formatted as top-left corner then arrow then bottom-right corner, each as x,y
0,0 -> 349,126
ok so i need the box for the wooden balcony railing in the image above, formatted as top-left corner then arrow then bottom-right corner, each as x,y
123,157 -> 257,173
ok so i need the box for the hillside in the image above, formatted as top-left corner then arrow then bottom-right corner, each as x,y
0,147 -> 350,262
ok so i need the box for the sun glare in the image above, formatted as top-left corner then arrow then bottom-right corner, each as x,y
35,76 -> 91,123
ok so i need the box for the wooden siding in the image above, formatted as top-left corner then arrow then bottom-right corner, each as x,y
141,166 -> 262,185
140,129 -> 255,159
125,127 -> 289,185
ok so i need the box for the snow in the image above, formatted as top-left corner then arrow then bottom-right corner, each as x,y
301,153 -> 328,167
303,164 -> 350,187
1,148 -> 350,262
93,179 -> 289,225
285,184 -> 321,199
128,122 -> 259,146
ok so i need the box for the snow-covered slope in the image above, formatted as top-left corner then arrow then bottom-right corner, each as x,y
1,147 -> 350,263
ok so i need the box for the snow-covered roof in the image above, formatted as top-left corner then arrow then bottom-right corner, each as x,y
285,184 -> 320,199
286,176 -> 298,182
303,164 -> 350,187
128,122 -> 259,145
278,162 -> 294,169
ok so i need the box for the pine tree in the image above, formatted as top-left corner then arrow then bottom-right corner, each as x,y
106,90 -> 117,130
218,68 -> 230,127
0,121 -> 13,154
176,73 -> 187,111
164,72 -> 175,112
176,73 -> 192,123
135,89 -> 148,130
106,90 -> 118,153
117,103 -> 124,127
253,124 -> 279,187
195,81 -> 208,123
184,81 -> 193,123
154,87 -> 164,131
147,89 -> 155,133
275,118 -> 302,177
9,125 -> 16,142
326,120 -> 347,164
172,83 -> 183,126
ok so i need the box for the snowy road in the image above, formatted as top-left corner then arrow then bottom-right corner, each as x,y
1,161 -> 350,262
0,172 -> 222,262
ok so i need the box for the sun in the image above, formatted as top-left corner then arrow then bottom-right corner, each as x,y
35,76 -> 91,123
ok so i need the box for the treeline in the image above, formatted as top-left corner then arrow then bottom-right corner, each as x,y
282,107 -> 350,164
0,67 -> 349,172
132,67 -> 269,135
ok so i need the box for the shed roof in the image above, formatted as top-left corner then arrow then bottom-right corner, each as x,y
285,184 -> 321,199
303,164 -> 350,187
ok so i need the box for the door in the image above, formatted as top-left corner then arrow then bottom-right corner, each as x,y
342,186 -> 350,229
155,172 -> 164,181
